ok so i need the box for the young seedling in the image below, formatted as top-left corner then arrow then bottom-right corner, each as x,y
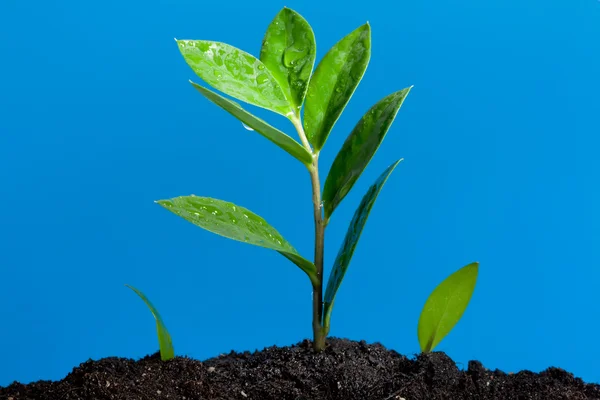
417,262 -> 479,353
125,284 -> 175,361
159,7 -> 411,351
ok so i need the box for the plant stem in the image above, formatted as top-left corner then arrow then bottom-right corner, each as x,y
290,116 -> 327,352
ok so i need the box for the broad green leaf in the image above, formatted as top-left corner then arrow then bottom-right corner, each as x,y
303,23 -> 371,151
125,285 -> 174,361
260,7 -> 316,113
157,196 -> 318,284
190,81 -> 313,166
177,40 -> 294,117
323,87 -> 412,221
323,160 -> 402,328
417,262 -> 479,353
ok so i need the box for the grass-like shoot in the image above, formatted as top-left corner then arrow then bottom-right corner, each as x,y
125,284 -> 175,361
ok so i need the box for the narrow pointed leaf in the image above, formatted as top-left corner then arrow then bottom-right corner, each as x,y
418,262 -> 479,353
323,160 -> 402,327
303,23 -> 371,151
190,81 -> 313,166
157,196 -> 317,283
125,285 -> 174,361
260,7 -> 316,113
177,40 -> 294,116
323,87 -> 412,221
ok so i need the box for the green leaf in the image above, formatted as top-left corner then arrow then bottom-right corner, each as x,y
417,262 -> 479,353
177,40 -> 294,117
157,196 -> 318,284
303,23 -> 371,151
189,81 -> 313,166
323,87 -> 412,221
125,285 -> 174,361
323,160 -> 402,328
260,7 -> 316,113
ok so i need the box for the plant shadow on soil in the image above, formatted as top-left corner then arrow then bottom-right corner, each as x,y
2,338 -> 599,400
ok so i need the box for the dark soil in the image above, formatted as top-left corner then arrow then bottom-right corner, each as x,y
2,338 -> 599,400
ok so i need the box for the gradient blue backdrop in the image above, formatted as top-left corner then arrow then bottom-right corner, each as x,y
1,0 -> 599,387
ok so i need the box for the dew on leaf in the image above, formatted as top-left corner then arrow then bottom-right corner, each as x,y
256,74 -> 269,85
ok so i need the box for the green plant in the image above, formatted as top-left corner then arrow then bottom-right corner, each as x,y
417,262 -> 479,352
158,7 -> 476,352
126,285 -> 175,361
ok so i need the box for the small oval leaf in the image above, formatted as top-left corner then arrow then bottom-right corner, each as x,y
177,40 -> 294,117
190,81 -> 313,166
303,23 -> 371,151
260,7 -> 316,112
125,285 -> 174,361
323,160 -> 402,328
323,87 -> 412,221
157,196 -> 317,283
417,262 -> 479,353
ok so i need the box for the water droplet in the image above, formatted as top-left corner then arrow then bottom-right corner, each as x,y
232,218 -> 237,223
244,214 -> 249,218
194,212 -> 200,216
319,201 -> 324,209
256,74 -> 269,85
283,46 -> 308,68
242,123 -> 254,131
232,206 -> 237,211
258,64 -> 265,71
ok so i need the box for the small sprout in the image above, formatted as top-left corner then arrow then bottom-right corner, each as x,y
417,262 -> 479,353
125,284 -> 174,361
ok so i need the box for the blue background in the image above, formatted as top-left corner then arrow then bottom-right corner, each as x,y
1,0 -> 599,387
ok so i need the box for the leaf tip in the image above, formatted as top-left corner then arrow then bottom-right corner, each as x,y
155,199 -> 171,208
